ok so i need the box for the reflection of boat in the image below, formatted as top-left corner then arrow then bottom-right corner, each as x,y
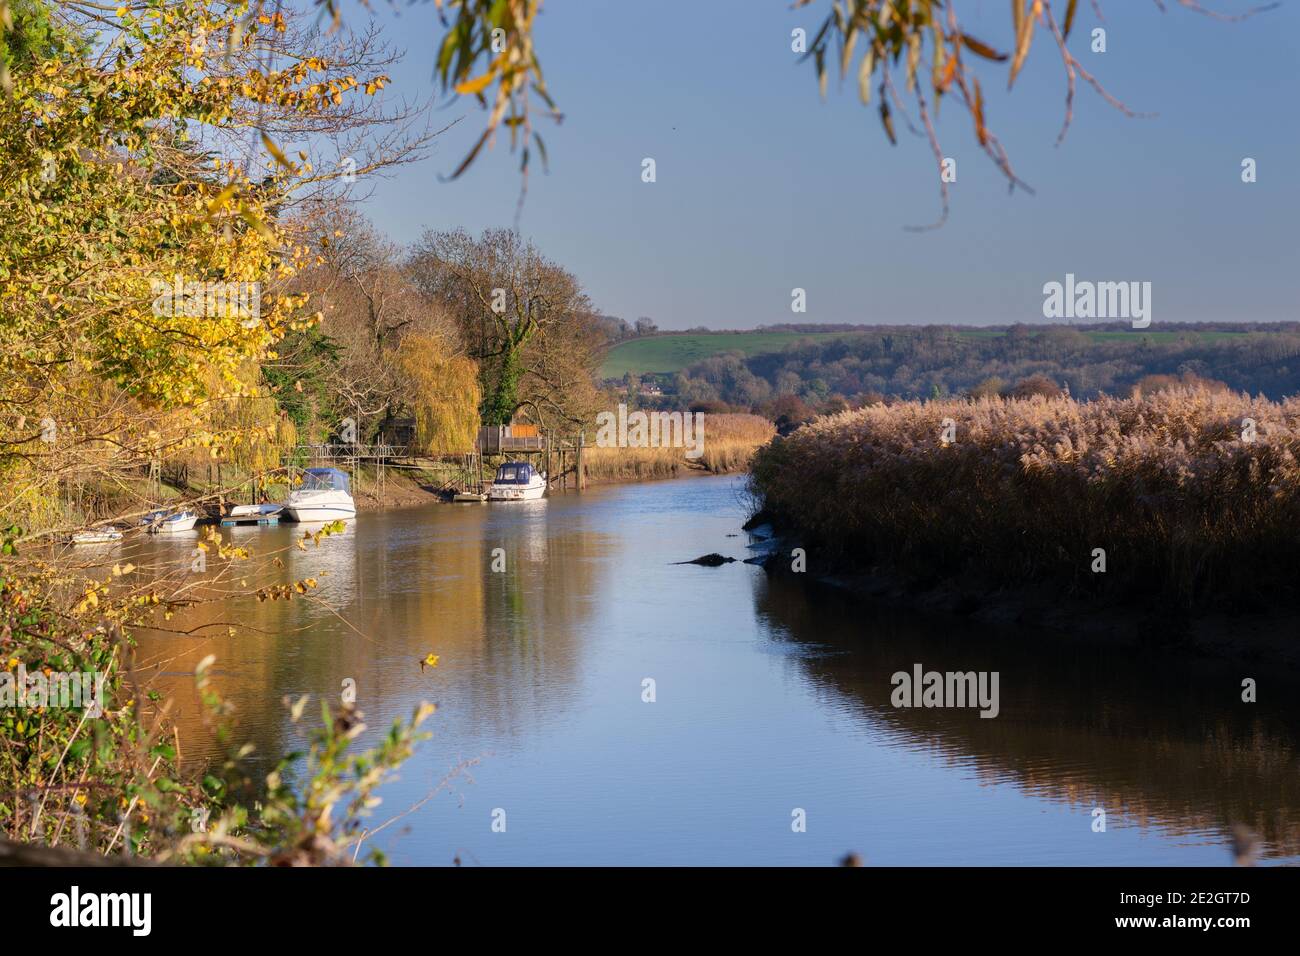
284,468 -> 356,522
70,526 -> 124,545
487,462 -> 546,501
286,518 -> 358,608
141,509 -> 198,533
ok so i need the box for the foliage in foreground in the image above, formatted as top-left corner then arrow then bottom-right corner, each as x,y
1,543 -> 434,865
750,387 -> 1300,610
418,0 -> 1268,225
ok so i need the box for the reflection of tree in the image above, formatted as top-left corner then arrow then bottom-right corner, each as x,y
475,506 -> 599,727
752,574 -> 1300,860
132,505 -> 609,768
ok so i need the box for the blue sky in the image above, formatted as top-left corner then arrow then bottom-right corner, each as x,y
341,0 -> 1298,329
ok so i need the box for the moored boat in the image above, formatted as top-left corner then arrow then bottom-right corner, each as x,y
227,503 -> 284,518
140,509 -> 198,533
283,467 -> 356,522
486,462 -> 546,501
70,526 -> 124,545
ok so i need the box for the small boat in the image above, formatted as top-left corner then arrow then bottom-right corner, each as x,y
227,503 -> 284,518
486,462 -> 546,501
141,509 -> 198,533
452,490 -> 487,503
221,502 -> 283,527
283,467 -> 356,522
70,527 -> 124,545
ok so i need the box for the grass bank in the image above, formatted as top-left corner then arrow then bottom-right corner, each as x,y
749,389 -> 1300,619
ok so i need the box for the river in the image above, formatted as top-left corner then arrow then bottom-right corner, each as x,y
128,474 -> 1300,865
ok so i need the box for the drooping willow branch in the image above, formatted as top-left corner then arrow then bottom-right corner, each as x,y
394,0 -> 1278,227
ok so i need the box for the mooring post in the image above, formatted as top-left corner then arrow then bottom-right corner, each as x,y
577,431 -> 585,491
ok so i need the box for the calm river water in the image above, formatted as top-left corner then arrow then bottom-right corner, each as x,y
128,474 -> 1300,866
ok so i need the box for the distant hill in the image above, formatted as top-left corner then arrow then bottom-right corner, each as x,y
600,325 -> 1253,381
600,324 -> 1300,409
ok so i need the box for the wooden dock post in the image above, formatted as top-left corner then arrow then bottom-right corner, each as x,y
577,431 -> 585,491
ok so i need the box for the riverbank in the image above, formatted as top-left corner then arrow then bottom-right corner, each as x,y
349,415 -> 775,509
349,448 -> 765,511
46,436 -> 770,528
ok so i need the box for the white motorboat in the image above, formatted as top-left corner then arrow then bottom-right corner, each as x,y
141,509 -> 198,533
70,526 -> 124,545
283,467 -> 356,522
486,462 -> 546,501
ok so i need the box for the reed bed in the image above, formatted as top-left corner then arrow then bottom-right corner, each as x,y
749,389 -> 1300,610
583,413 -> 774,483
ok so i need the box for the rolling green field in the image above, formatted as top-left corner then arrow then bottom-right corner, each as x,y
600,332 -> 866,378
600,329 -> 1247,378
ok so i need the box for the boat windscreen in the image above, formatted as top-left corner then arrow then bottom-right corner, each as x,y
495,463 -> 532,484
302,469 -> 351,493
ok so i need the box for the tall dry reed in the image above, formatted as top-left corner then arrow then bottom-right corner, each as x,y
749,389 -> 1300,609
583,413 -> 774,483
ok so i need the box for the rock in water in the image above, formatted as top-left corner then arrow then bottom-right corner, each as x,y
673,553 -> 736,567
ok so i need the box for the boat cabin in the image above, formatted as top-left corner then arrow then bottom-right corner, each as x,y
493,462 -> 537,485
300,467 -> 352,493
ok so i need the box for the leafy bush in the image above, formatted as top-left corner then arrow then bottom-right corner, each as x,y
1,525 -> 435,866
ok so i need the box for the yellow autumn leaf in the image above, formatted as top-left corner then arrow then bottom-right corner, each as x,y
453,62 -> 501,97
261,130 -> 292,169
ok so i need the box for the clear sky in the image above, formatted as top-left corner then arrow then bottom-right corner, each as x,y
340,0 -> 1298,329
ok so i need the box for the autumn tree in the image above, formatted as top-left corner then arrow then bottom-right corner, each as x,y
408,227 -> 597,428
0,0 -> 449,864
282,205 -> 470,443
0,0 -> 442,531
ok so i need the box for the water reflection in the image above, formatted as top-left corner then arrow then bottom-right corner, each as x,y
752,573 -> 1300,862
133,502 -> 610,772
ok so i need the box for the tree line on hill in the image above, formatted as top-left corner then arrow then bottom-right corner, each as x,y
637,324 -> 1300,428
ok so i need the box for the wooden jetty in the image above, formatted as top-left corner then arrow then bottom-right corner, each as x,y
477,425 -> 585,492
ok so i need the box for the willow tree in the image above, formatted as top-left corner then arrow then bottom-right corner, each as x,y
396,332 -> 482,453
